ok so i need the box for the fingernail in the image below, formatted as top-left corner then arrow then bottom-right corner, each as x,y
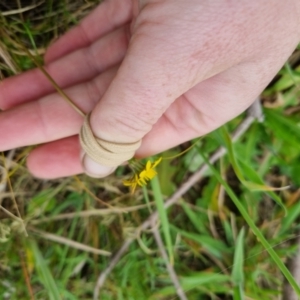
81,152 -> 116,178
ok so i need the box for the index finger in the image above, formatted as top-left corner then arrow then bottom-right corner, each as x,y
45,0 -> 133,64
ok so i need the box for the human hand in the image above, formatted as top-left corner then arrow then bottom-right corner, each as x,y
0,0 -> 299,178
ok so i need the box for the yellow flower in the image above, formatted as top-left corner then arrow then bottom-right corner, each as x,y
123,174 -> 139,193
123,157 -> 162,193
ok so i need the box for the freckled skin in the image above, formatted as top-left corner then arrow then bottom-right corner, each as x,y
0,0 -> 299,178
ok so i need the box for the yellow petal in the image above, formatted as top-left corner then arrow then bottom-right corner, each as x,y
152,157 -> 162,168
138,177 -> 147,186
145,169 -> 157,179
139,170 -> 147,179
130,182 -> 137,193
123,179 -> 134,186
145,160 -> 152,170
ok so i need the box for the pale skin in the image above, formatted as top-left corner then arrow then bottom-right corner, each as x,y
0,0 -> 299,178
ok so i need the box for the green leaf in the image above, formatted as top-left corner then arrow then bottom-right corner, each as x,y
29,240 -> 61,300
157,150 -> 178,196
238,159 -> 287,213
27,190 -> 56,218
218,127 -> 286,213
244,123 -> 261,165
232,228 -> 245,300
280,201 -> 300,234
180,272 -> 230,289
184,147 -> 205,172
173,226 -> 229,259
268,64 -> 300,93
200,152 -> 300,297
180,200 -> 209,235
264,108 -> 300,151
150,176 -> 173,264
151,272 -> 230,298
233,286 -> 244,300
231,228 -> 245,285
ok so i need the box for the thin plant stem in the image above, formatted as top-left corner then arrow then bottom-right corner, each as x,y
151,218 -> 188,300
1,152 -> 27,236
151,176 -> 173,265
142,185 -> 153,213
0,26 -> 85,117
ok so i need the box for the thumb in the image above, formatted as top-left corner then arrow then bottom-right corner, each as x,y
80,4 -> 218,177
81,40 -> 183,177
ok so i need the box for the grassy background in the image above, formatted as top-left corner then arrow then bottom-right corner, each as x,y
1,1 -> 300,299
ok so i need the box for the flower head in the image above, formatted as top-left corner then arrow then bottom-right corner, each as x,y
123,157 -> 162,193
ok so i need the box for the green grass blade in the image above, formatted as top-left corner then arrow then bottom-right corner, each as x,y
238,159 -> 287,213
22,22 -> 38,53
200,152 -> 300,297
150,176 -> 173,264
232,228 -> 245,285
172,226 -> 229,259
29,240 -> 61,300
219,127 -> 286,213
279,201 -> 300,234
233,286 -> 244,300
265,108 -> 300,150
267,64 -> 300,93
151,272 -> 230,298
142,185 -> 153,213
180,200 -> 209,235
232,228 -> 245,300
